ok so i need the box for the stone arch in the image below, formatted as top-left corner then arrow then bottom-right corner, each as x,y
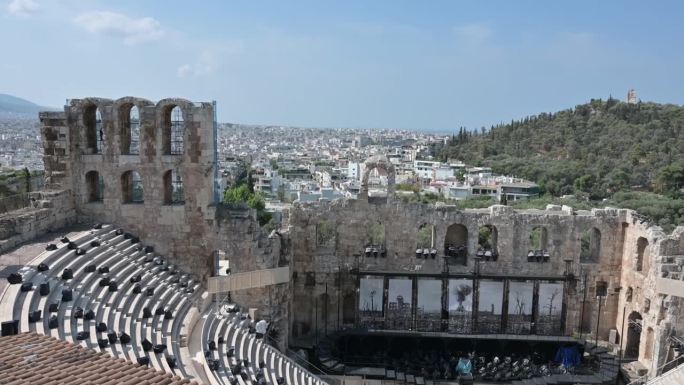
157,99 -> 192,156
367,221 -> 385,246
445,223 -> 468,265
636,237 -> 649,272
626,311 -> 642,358
85,170 -> 103,202
416,223 -> 435,249
477,224 -> 498,260
529,226 -> 548,250
163,169 -> 184,205
528,226 -> 550,262
359,156 -> 396,202
115,97 -> 153,155
73,98 -> 112,155
580,227 -> 601,263
121,170 -> 144,203
83,104 -> 103,154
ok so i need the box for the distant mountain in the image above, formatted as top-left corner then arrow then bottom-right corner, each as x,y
0,94 -> 57,117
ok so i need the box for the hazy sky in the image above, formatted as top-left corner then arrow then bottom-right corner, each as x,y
2,0 -> 683,131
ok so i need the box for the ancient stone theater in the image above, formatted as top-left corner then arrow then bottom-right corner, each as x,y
0,96 -> 683,385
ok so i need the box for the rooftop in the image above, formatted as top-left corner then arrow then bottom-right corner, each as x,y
0,332 -> 198,385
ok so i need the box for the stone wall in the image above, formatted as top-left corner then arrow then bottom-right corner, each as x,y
0,190 -> 76,253
623,226 -> 684,374
214,205 -> 290,349
288,200 -> 621,331
284,197 -> 684,377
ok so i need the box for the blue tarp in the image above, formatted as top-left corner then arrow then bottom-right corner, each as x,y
555,345 -> 581,368
456,358 -> 472,374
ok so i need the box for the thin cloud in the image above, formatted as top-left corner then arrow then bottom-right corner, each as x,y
454,22 -> 494,45
7,0 -> 39,17
176,64 -> 192,78
74,10 -> 164,45
177,51 -> 220,78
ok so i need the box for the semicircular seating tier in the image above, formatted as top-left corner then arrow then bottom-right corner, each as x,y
0,224 -> 328,385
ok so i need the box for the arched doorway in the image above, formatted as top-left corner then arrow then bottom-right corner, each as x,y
477,224 -> 498,261
342,293 -> 355,325
445,224 -> 468,265
636,237 -> 649,272
580,227 -> 601,263
416,223 -> 436,258
626,311 -> 643,358
85,170 -> 103,202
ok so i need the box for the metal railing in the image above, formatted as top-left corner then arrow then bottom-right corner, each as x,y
207,266 -> 290,293
210,298 -> 330,385
627,357 -> 684,385
263,333 -> 330,380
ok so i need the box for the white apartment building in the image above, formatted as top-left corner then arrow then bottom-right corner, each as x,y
348,162 -> 361,181
414,160 -> 441,180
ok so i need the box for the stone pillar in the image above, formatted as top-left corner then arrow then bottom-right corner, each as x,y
39,111 -> 70,190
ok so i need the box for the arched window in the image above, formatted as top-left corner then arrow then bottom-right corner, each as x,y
120,105 -> 140,155
163,169 -> 184,204
626,312 -> 642,358
84,105 -> 103,154
636,237 -> 648,272
528,226 -> 549,262
530,227 -> 548,250
363,222 -> 386,257
366,222 -> 384,245
85,171 -> 103,202
626,287 -> 633,302
580,227 -> 601,263
445,223 -> 468,265
95,108 -> 103,153
163,105 -> 184,155
121,170 -> 144,203
477,225 -> 498,261
416,224 -> 435,254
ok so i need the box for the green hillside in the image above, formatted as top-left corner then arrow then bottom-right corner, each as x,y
436,98 -> 684,229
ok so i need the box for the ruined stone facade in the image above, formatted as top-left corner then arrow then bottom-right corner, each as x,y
39,97 -> 219,277
0,190 -> 75,252
0,100 -> 676,380
280,159 -> 684,380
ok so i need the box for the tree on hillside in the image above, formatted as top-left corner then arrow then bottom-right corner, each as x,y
657,160 -> 684,196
